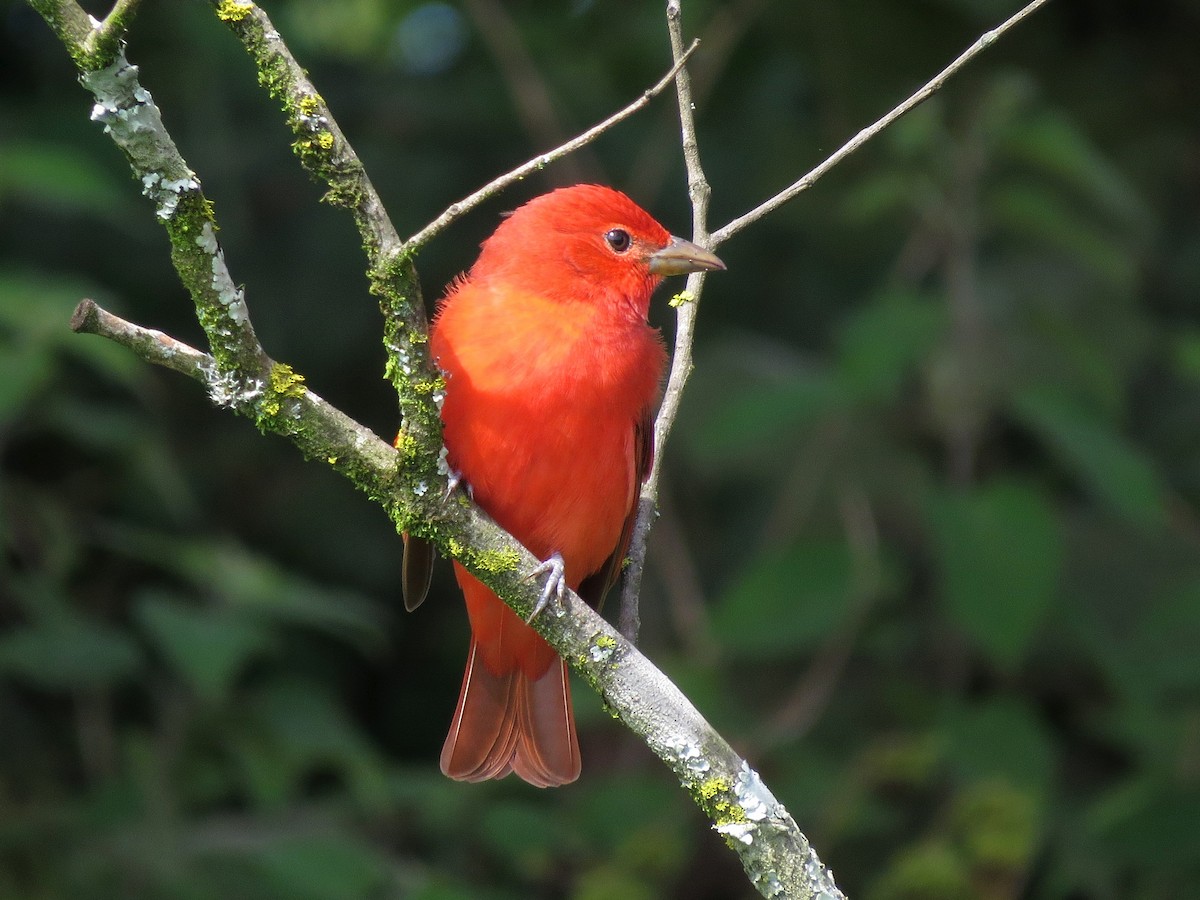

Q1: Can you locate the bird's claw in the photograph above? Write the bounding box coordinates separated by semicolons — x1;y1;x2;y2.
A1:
524;552;567;623
443;469;473;502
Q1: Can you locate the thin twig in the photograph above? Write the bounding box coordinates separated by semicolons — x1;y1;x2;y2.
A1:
403;39;700;252
85;0;142;60
711;0;1054;246
619;3;717;642
71;298;213;379
211;0;444;469
627;0;771;201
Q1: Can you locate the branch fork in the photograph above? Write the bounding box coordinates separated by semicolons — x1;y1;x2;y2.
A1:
30;0;1054;895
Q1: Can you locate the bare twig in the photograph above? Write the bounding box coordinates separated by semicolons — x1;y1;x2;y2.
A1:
711;0;1054;246
71;298;213;380
620;2;718;642
403;39;700;252
85;0;141;60
627;0;772;201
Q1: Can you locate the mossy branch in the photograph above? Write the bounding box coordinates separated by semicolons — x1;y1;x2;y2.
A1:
31;5;836;896
209;0;442;466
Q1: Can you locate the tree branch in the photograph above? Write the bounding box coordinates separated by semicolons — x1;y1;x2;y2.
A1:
33;5;832;896
711;0;1054;246
619;1;718;642
33;0;1057;895
209;0;443;467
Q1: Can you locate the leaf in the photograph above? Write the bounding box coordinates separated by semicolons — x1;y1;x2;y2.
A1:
836;289;946;403
927;480;1061;667
0;616;142;689
989;181;1138;288
1012;387;1166;526
941;700;1056;794
0;142;130;218
136;591;274;703
711;539;857;658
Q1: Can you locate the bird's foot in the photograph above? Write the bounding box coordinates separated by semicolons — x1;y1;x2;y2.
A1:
442;468;473;502
524;552;567;622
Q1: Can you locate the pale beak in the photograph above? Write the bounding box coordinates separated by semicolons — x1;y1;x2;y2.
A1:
648;235;726;276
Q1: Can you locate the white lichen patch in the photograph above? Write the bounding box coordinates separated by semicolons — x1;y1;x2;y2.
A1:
201;359;262;410
436;445;451;477
661;735;710;777
413;480;429;497
195;221;219;254
391;343;412;376
155;175;200;220
734;762;782;823
201;223;248;324
587;638;614;663
715;821;754;845
83;51;201;222
204;364;239;408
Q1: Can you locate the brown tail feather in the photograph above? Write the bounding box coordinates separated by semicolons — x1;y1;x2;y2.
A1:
440;639;580;787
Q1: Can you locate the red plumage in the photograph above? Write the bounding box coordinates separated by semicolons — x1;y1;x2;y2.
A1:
404;184;723;786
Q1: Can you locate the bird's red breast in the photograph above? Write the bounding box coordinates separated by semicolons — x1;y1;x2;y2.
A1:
409;184;723;786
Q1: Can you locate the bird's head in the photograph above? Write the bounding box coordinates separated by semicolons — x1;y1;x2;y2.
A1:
469;184;724;320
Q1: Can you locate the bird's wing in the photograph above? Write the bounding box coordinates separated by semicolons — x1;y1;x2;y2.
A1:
577;408;654;612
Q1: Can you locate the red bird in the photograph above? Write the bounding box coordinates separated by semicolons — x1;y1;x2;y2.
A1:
403;184;723;786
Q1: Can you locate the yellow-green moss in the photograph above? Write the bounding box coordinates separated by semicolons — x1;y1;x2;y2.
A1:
258;362;306;421
393;431;417;459
692;777;746;831
297;93;322;117
668;290;696;308
475;547;521;573
698;777;730;803
270;362;307;397
412;375;447;395
216;0;253;22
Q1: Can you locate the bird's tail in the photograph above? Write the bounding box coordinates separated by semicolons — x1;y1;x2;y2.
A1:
440;638;581;787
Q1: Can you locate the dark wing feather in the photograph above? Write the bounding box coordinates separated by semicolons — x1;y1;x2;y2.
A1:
402;534;436;611
577;410;655;611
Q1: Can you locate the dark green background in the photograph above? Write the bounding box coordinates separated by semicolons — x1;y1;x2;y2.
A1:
3;0;1198;897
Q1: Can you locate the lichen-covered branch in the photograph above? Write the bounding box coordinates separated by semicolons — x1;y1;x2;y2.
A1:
32;1;1046;895
68;296;820;898
69;299;402;506
209;0;444;485
31;0;269;385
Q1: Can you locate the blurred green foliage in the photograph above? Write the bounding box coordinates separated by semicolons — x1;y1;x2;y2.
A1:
3;0;1199;897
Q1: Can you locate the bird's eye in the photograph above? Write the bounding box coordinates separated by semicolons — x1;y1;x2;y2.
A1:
604;228;632;253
